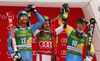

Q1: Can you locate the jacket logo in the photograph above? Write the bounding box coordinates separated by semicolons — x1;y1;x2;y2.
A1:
21;30;28;33
44;16;49;20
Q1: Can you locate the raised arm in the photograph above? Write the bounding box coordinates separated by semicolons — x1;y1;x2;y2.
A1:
56;3;71;35
25;4;45;33
31;12;45;33
55;21;64;35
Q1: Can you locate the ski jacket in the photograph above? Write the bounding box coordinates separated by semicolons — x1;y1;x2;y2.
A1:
8;12;45;54
58;12;94;57
33;22;64;55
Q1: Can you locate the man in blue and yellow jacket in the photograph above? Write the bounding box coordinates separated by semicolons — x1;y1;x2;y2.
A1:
58;3;94;61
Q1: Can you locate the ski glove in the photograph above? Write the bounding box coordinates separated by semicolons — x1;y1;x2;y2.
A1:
11;52;21;61
25;4;36;13
61;3;70;13
84;56;93;61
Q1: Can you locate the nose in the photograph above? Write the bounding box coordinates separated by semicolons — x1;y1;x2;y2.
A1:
47;24;50;26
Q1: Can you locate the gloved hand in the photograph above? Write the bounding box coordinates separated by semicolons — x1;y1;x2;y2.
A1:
61;3;70;13
11;52;21;61
25;4;36;13
84;56;93;61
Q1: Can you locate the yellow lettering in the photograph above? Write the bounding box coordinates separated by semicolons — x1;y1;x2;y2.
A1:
71;35;85;42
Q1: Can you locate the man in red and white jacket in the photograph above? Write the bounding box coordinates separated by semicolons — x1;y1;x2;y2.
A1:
32;3;69;61
33;15;65;61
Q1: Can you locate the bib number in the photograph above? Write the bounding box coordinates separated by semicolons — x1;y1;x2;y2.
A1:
72;40;77;47
21;38;26;44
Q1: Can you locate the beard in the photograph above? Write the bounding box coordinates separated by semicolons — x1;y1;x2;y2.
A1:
21;20;28;25
19;20;28;26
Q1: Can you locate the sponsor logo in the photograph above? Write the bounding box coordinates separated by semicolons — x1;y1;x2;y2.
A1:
0;14;8;19
7;51;12;58
7;25;10;33
39;41;52;48
7;25;10;30
21;30;28;33
0;14;14;19
61;50;66;55
91;20;94;23
44;16;49;20
61;38;67;43
7;25;16;33
32;38;37;43
33;51;37;55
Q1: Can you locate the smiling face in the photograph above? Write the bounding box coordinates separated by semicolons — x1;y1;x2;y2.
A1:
19;15;28;26
42;21;50;30
77;22;86;31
